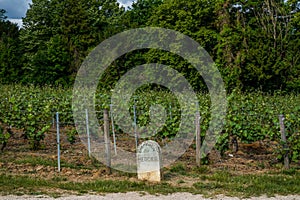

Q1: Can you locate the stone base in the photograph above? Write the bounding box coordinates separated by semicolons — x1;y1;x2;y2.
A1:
138;170;161;182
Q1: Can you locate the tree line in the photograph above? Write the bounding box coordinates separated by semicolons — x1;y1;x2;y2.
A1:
0;0;299;92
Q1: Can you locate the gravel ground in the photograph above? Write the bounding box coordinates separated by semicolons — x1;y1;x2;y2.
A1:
1;193;300;200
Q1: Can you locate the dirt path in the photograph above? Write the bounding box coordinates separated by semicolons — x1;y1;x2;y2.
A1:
1;193;300;200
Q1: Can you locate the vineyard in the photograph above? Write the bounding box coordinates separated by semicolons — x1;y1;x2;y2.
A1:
0;84;300;168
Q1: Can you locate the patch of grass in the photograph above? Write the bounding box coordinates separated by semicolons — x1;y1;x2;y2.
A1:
207;170;232;182
193;182;224;190
0;153;17;163
52;176;68;182
13;155;94;170
257;162;266;169
193;170;300;197
0;174;191;196
169;163;187;175
192;166;210;174
0;169;300;197
58;179;188;195
0;174;53;195
15;156;57;167
281;168;297;175
0;174;189;196
114;170;136;178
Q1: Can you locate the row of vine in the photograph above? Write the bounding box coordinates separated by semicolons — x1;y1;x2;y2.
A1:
0;85;299;162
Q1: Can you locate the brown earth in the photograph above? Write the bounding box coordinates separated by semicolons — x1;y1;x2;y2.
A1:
0;126;296;186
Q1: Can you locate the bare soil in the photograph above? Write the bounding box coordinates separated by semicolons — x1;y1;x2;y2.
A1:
2;193;300;200
1;125;299;200
0;126;290;184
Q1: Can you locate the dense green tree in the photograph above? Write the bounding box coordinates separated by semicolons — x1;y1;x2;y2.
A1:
215;0;300;91
241;0;298;91
0;0;299;91
149;0;219;53
284;0;300;91
20;0;59;84
0;9;7;20
130;0;221;92
0;9;23;83
20;0;124;85
125;0;163;27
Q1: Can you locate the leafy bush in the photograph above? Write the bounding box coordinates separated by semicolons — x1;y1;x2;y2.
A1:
0;125;10;151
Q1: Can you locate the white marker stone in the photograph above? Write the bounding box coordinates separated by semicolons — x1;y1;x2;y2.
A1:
137;140;162;182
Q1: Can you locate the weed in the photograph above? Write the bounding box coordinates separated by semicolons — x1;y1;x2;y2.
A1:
169;163;187;175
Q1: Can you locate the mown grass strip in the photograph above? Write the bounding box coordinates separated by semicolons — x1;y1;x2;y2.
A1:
0;174;190;196
0;174;53;195
58;180;189;195
194;170;300;197
0;170;299;197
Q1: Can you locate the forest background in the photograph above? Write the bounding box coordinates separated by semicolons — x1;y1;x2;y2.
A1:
0;0;299;93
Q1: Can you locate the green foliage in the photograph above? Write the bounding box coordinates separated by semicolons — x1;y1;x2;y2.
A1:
1;84;299;162
215;0;300;92
170;163;187;175
129;90;181;139
126;0;163;27
0;84;72;149
284;113;300;162
23;103;51;150
0;0;299;92
0;10;23;83
0;125;10;151
19;0;124;86
66;128;77;144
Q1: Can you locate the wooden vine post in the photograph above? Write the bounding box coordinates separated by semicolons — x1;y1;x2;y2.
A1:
104;109;112;174
279;114;290;170
195;111;201;167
